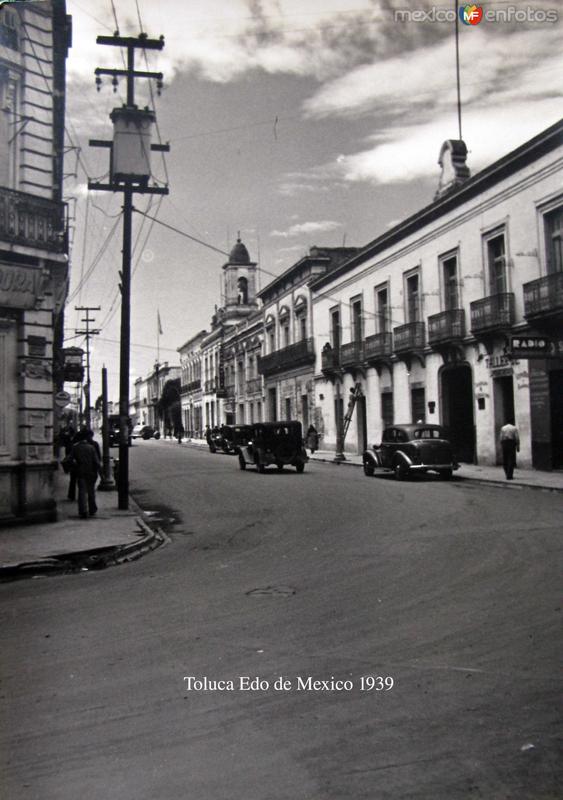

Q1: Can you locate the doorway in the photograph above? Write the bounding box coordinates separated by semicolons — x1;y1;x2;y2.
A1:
493;374;515;464
268;387;277;422
441;364;475;463
550;369;563;468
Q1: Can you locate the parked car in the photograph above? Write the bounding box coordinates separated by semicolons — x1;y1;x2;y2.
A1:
132;424;157;440
363;424;459;481
237;421;308;473
220;424;253;454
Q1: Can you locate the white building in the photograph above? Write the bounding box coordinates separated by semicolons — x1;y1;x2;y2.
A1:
311;121;563;469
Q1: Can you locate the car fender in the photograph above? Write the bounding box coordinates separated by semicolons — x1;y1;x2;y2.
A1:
393;450;412;467
363;450;380;468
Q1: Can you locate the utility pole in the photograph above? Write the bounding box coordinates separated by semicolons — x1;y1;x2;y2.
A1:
88;32;169;510
75;305;100;430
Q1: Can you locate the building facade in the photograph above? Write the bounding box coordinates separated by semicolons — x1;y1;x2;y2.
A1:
257;247;358;434
311;121;563;469
0;0;71;523
178;329;206;437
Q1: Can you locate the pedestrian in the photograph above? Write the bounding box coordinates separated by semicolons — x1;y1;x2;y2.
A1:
63;425;78;501
306;424;319;454
71;429;101;518
499;419;520;480
177;424;184;444
85;429;104;484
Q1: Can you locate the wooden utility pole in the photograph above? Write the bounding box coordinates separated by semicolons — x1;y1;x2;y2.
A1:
74;305;100;430
88;33;169;510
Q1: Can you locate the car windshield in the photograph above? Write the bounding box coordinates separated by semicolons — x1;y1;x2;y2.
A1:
413;428;444;440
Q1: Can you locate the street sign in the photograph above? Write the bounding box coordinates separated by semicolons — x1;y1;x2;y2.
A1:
508;336;563;359
55;390;71;408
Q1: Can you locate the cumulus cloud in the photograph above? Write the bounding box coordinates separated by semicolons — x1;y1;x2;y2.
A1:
271;220;342;237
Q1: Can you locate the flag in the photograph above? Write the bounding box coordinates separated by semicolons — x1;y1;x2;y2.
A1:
157;310;163;335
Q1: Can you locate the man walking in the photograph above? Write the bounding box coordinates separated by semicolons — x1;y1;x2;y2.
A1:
72;429;101;518
499;420;520;480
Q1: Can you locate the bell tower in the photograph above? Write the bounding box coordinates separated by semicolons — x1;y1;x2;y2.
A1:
221;234;258;322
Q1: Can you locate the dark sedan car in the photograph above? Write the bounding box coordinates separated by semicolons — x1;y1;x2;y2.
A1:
237;421;308;473
363;424;459;480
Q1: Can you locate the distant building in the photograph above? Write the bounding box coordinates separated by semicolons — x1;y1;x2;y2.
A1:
0;0;71;523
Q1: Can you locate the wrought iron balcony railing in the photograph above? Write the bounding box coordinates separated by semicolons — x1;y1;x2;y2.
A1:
258;337;315;376
523;273;563;319
204;378;216;393
470;293;514;334
364;332;393;361
0;187;66;253
340;340;364;369
186;379;201;392
321;344;340;373
225;382;236;397
393;322;426;352
428;309;465;345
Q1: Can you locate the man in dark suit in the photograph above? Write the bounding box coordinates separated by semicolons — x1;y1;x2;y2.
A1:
72;429;101;518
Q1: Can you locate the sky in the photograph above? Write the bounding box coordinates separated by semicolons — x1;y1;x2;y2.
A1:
61;0;563;403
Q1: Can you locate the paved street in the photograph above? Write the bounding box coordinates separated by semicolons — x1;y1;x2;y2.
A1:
1;440;562;799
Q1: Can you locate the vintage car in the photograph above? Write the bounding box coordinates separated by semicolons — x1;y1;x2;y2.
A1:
363;424;459;480
236;421;308;473
220;424;253;454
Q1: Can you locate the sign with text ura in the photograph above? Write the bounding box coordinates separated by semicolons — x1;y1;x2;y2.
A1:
508;336;563;359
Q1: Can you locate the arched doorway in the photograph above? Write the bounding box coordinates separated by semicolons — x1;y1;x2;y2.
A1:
440;363;475;463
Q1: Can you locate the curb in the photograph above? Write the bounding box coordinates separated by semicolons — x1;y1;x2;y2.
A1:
0;510;169;583
309;454;563;493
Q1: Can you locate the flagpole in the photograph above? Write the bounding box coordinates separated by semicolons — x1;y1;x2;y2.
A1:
157;310;161;364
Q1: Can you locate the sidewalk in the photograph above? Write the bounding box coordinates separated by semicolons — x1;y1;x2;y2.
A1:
0;469;167;581
173;436;563;492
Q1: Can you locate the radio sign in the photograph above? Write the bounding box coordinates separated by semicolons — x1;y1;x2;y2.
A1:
509;336;555;359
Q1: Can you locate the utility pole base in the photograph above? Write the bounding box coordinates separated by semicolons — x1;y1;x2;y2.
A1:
98;478;116;491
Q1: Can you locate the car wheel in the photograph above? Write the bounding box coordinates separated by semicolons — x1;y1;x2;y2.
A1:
363;460;374;477
296;462;305;473
439;468;453;480
238;454;246;470
394;460;409;481
209;445;216;453
255;457;265;473
276;463;284;472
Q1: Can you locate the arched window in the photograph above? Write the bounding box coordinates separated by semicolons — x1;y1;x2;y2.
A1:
237;276;248;304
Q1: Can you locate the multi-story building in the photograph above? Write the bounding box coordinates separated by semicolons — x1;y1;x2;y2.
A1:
311;120;563;469
199;236;260;430
222;309;263;425
257;247;358;432
143;361;181;432
0;0;71;523
178;329;206;437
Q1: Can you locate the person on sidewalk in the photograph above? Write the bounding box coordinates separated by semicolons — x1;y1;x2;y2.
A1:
85;429;104;485
499;420;520;480
306;424;319;454
72;429;101;518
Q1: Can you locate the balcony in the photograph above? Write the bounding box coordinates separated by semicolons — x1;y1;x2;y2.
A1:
321;344;340;374
364;332;393;362
258;337;315;377
523;273;563;324
0;187;66;254
246;377;262;395
393;322;425;353
204;378;216;393
186;379;201;393
340;340;364;370
428;309;465;345
470;293;514;335
225;382;236;398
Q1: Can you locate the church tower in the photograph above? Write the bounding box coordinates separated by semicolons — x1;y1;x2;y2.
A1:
221;235;258;323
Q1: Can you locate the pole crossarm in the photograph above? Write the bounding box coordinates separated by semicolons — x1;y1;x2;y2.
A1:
95;67;163;81
96;34;165;50
88;182;169;195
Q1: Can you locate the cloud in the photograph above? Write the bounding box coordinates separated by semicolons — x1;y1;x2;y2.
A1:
336;98;563;184
271;220;342;237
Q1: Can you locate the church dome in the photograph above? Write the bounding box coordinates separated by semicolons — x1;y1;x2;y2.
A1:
229;237;251;265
